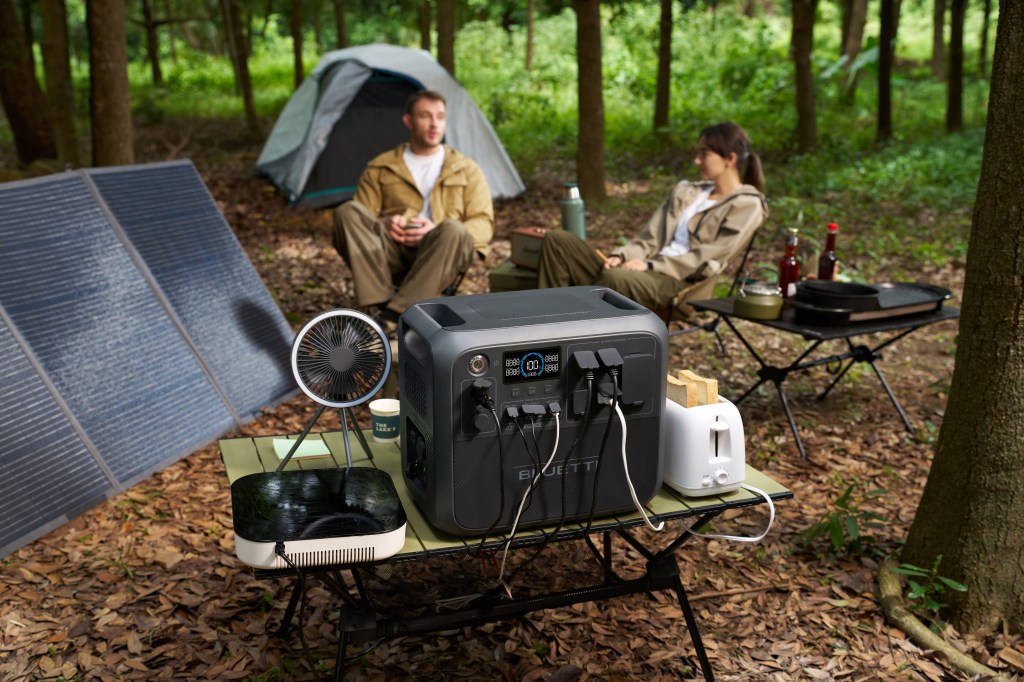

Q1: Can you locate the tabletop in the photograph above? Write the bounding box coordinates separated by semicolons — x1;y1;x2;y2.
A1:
219;430;793;562
690;297;960;340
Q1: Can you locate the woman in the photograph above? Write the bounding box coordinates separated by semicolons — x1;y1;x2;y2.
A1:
536;122;768;312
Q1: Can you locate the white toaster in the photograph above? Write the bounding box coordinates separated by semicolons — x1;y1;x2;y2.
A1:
662;396;745;497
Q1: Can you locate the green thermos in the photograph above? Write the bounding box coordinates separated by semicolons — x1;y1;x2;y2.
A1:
560;182;586;240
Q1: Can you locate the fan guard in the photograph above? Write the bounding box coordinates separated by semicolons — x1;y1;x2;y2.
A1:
290;309;391;409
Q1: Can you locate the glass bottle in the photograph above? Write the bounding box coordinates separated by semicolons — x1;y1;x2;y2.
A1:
817;222;839;281
778;228;800;297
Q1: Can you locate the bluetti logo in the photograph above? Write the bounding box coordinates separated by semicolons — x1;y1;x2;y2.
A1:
516;456;600;481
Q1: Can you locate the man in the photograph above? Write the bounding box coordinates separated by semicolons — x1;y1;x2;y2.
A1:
332;90;494;333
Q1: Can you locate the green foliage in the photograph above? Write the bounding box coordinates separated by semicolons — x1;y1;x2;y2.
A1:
894;555;968;629
800;480;890;556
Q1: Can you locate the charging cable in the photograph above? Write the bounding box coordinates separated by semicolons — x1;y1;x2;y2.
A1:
613;402;664;532
680;482;776;542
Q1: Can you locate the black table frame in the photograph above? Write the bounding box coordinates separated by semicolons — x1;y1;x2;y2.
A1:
256;503;784;682
689;298;960;458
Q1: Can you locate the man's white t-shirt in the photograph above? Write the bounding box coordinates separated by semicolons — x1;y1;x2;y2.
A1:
659;187;716;257
403;146;446;221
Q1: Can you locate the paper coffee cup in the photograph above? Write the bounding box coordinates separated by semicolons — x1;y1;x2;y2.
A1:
369;398;400;443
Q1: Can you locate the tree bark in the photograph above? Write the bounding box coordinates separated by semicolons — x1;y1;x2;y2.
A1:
574;0;605;202
222;0;259;138
88;0;133;166
419;0;430;52
290;0;303;87
877;0;894;142
931;0;946;79
525;0;534;71
902;0;1024;634
839;0;852;55
39;0;79;167
310;0;322;53
946;0;965;131
20;0;36;73
334;0;347;49
437;0;455;76
841;0;867;67
791;0;817;153
653;0;671;131
140;0;163;85
0;0;57;165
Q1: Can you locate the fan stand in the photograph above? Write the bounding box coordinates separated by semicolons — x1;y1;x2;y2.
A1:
274;404;374;473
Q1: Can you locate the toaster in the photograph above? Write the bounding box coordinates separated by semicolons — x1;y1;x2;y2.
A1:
662;396;745;497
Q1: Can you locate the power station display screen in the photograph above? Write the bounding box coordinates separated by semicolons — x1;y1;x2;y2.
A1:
502;347;560;383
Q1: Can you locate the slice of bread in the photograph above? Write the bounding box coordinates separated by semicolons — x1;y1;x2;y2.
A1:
666;374;699;407
676;370;719;405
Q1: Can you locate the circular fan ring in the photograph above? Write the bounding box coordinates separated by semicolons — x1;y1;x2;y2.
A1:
290;309;392;409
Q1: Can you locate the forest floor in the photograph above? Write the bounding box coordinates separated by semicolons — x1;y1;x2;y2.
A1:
1;119;1022;682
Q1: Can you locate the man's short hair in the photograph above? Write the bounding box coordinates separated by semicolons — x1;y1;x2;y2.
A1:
406;89;446;115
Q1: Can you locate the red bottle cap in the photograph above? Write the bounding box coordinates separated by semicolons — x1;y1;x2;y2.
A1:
827;222;838;232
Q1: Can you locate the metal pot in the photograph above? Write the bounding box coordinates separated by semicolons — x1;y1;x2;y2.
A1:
734;280;783;320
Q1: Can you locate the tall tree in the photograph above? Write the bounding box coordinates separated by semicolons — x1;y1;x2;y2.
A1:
0;0;57;164
334;0;347;48
791;0;817;152
840;0;868;97
419;0;430;52
222;0;259;138
437;0;454;76
574;0;605;202
653;0;671;130
877;0;895;141
88;0;134;166
525;0;534;71
979;0;992;76
290;0;303;87
931;0;946;79
902;0;1024;633
20;0;36;72
138;0;163;85
39;0;79;167
946;0;965;131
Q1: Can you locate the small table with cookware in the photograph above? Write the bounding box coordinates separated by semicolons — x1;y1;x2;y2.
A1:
220;430;792;681
690;282;960;458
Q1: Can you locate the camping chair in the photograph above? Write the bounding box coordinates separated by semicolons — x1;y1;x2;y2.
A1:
665;223;762;354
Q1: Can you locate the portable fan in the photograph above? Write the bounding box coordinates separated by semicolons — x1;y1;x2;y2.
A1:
280;309;391;470
231;309;406;570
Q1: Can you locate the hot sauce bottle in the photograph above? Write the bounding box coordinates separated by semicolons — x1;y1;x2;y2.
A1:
817;222;839;280
778;228;800;297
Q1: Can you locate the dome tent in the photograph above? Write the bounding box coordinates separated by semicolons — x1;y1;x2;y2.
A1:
256;43;526;209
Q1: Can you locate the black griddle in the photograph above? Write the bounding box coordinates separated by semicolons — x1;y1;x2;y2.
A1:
791;282;952;326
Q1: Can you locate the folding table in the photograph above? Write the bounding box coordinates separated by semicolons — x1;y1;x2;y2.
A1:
689;298;960;458
220;430;792;681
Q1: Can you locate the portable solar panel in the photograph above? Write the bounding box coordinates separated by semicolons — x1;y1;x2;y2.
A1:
0;162;296;559
87;161;295;420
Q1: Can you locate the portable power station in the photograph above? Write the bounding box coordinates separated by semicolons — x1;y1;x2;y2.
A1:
398;286;667;536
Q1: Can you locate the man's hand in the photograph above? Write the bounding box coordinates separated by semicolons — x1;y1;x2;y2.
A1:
620;259;648;272
603;255;623;270
386;215;436;247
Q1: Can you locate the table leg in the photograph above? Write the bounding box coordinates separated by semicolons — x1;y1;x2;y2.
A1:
275;580;303;638
672;568;715;681
866;359;916;434
772;378;808;459
333;618;348;682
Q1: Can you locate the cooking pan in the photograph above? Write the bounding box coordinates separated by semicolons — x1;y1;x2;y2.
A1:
794;281;881;311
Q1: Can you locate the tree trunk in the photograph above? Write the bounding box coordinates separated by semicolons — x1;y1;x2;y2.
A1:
839;0;852;56
419;0;430;52
222;0;259;138
878;0;894;142
902;0;1024;634
946;0;965;131
20;0;36;73
334;0;346;49
931;0;946;79
574;0;605;202
311;0;322;53
653;0;671;131
290;0;303;87
841;0;867;66
0;0;57;165
39;0;79;167
140;0;163;85
437;0;455;76
791;0;817;153
164;0;177;62
88;0;133;166
525;0;534;71
979;0;992;77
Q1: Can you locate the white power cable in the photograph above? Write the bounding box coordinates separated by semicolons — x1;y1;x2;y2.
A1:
614;402;664;532
500;414;561;587
680;482;776;542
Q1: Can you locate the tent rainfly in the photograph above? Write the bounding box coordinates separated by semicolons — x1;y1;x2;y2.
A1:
256;43;526;209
